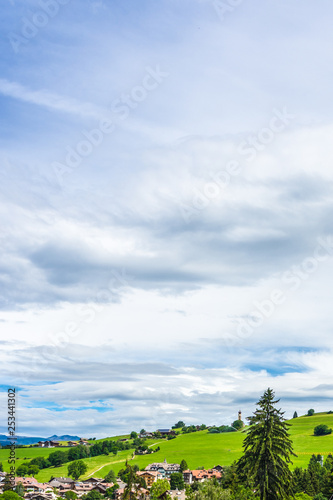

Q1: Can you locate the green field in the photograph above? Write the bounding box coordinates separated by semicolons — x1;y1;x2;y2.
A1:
1;413;333;481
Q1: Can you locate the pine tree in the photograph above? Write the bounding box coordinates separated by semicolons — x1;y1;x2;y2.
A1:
15;481;24;497
237;388;296;500
122;462;144;500
293;411;298;418
324;453;333;472
3;474;13;491
180;459;188;472
307;455;324;497
292;467;307;494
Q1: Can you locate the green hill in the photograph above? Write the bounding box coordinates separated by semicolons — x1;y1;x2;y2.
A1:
1;412;333;481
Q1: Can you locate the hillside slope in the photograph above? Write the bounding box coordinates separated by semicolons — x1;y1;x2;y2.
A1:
1;413;333;480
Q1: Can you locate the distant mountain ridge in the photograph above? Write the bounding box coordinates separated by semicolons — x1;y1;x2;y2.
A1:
47;435;81;441
0;434;81;445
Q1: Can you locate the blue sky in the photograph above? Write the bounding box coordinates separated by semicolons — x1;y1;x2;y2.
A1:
1;0;333;437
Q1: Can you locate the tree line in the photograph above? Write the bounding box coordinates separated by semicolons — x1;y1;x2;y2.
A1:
16;440;133;476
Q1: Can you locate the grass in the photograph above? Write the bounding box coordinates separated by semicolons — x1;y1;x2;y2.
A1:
36;451;133;482
2;412;333;479
88;435;130;444
288;413;333;467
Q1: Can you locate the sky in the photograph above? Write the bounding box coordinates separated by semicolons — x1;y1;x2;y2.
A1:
1;0;333;438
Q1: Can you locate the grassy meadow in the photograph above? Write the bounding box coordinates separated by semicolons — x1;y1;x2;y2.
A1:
1;412;333;480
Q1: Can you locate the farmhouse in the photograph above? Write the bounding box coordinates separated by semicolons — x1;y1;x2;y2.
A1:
139;431;154;439
157;429;176;437
79;439;90;446
37;440;60;448
67;441;78;447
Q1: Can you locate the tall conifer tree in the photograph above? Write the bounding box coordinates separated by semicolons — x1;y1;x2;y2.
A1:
237;388;296;500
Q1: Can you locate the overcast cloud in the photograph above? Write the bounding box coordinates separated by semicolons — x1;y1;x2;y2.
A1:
1;0;333;437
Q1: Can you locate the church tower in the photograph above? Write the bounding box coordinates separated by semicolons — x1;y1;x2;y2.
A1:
238;410;242;421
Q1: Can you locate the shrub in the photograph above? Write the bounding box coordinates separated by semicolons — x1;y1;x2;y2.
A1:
65;492;78;500
232;420;244;430
307;409;315;416
104;470;116;482
220;425;236;433
294;494;312;500
0;493;23;500
314;424;332;436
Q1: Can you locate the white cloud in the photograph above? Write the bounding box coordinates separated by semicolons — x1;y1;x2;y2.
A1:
1;0;333;436
0;78;106;120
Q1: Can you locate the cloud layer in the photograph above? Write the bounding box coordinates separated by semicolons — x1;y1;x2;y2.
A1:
1;0;333;436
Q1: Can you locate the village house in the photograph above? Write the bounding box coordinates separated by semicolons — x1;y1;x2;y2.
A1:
80;478;104;484
52;478;114;498
71;485;93;497
115;486;149;500
182;468;222;484
57;484;92;498
24;494;54;500
182;470;192;484
15;477;48;493
136;470;163;487
48;477;75;488
145;459;180;478
0;472;6;490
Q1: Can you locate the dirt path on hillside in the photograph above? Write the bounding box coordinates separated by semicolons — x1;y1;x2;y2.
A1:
85;456;132;478
85;442;163;478
148;441;163;448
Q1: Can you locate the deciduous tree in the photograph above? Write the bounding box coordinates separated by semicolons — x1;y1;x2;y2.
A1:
67;460;88;480
150;479;170;499
170;472;184;490
232;420;244;430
